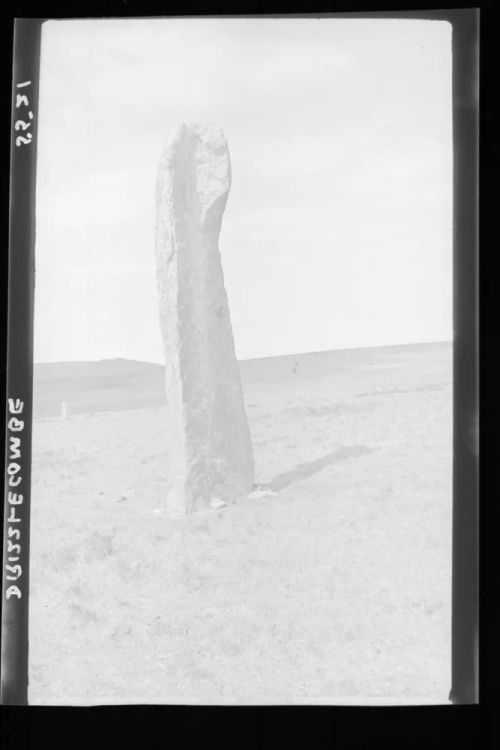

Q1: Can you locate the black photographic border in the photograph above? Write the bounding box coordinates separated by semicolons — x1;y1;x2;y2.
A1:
0;4;486;748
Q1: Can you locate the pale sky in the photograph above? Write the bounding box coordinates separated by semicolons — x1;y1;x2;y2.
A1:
34;17;453;364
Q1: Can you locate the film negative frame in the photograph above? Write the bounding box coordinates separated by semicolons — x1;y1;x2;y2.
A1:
1;18;40;705
0;10;479;707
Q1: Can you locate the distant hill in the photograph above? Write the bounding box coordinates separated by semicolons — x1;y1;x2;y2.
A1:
33;342;451;419
33;359;166;418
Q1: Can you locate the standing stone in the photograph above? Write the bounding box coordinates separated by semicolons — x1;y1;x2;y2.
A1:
155;123;254;514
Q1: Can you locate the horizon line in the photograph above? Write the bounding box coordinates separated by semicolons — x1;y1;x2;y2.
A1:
33;339;452;367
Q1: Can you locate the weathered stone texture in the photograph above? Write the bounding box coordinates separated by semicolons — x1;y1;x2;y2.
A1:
155;123;254;513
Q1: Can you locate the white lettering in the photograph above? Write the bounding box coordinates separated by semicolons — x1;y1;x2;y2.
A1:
7;507;21;523
14;120;30;132
15;134;32;147
8;417;24;432
16;93;29;107
9;436;21;459
8;399;24;414
6;564;22;580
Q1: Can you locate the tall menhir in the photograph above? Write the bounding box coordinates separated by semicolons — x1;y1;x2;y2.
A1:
155;123;254;514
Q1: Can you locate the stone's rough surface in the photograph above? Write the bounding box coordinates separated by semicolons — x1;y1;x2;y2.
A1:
155;123;254;513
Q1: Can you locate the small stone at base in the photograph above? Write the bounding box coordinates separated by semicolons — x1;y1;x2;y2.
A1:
249;488;277;499
209;496;227;509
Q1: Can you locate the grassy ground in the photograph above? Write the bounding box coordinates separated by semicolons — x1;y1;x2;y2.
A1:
28;342;452;704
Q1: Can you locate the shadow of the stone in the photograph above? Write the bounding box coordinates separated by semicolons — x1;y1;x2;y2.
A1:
268;445;375;492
